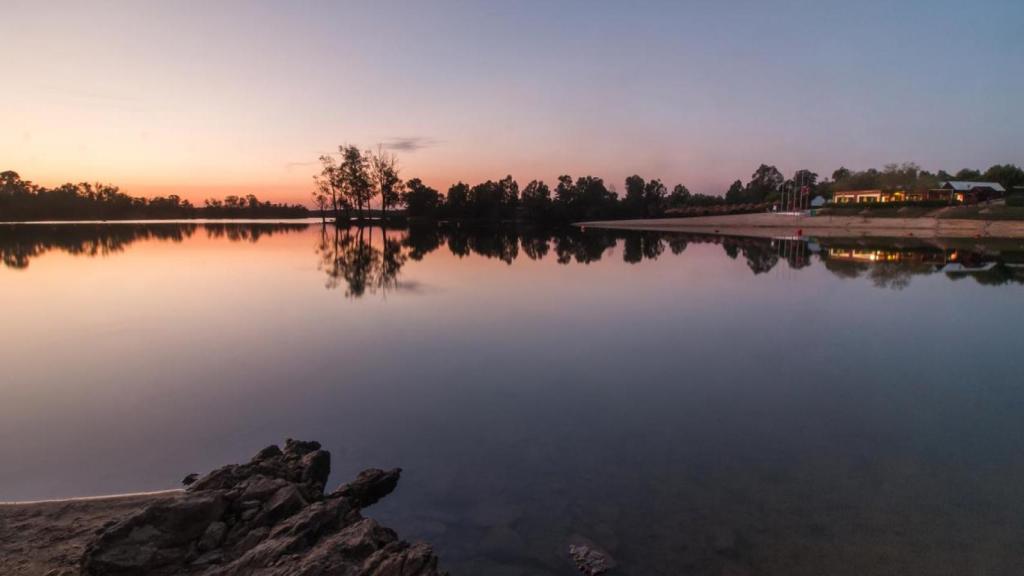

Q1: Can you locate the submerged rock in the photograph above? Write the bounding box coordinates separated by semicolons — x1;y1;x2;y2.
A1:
80;439;445;576
568;536;615;576
568;535;616;576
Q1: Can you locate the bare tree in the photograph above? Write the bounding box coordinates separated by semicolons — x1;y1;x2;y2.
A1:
370;145;403;221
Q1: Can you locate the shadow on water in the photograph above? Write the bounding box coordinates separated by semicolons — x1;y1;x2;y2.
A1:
3;222;1024;291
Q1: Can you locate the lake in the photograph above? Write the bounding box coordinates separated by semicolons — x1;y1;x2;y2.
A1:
2;221;1024;575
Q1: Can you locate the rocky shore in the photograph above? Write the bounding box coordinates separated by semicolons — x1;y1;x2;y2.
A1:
0;440;445;576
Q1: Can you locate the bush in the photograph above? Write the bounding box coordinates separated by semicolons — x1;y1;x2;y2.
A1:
1007;194;1024;207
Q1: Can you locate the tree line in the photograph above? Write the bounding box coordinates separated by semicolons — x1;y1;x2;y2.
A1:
0;171;308;221
317;146;1024;223
723;162;1024;205
314;145;731;223
6;155;1023;223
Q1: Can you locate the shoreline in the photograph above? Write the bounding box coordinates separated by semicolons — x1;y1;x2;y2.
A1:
578;213;1024;239
0;490;184;576
0;440;444;576
0;488;184;506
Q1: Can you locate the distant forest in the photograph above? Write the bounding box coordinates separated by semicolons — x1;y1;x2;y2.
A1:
0;171;308;221
4;156;1023;223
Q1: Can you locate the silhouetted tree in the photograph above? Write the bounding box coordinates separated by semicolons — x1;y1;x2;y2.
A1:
445;182;470;218
643;179;667;216
401;178;442;218
624;175;646;216
370;146;403;220
339;146;372;219
520;180;552;221
668;184;691;208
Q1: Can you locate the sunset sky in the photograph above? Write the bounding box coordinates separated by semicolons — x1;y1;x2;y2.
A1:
3;0;1022;204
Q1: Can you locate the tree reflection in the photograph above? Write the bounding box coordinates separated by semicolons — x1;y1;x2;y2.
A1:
0;222;310;270
317;225;407;298
0;223;308;270
4;221;1021;293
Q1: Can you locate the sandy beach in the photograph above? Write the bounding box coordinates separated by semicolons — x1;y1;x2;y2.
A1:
0;491;182;576
579;213;1024;239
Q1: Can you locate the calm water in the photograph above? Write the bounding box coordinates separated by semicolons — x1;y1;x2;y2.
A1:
3;221;1024;575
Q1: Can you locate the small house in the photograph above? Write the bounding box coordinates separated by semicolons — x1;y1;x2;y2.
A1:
934;181;1006;204
832;189;898;203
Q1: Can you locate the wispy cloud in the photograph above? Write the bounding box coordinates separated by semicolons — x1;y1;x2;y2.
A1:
381;137;439;153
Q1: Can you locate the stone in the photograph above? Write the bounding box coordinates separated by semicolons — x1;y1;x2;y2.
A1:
197;522;226;552
182;474;199;486
331;468;402;509
80;440;444;576
257;484;308;524
567;536;616;576
239;476;288;501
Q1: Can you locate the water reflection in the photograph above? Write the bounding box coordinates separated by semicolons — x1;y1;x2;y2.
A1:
3;221;1024;575
0;222;307;269
316;226;408;298
3;222;1024;292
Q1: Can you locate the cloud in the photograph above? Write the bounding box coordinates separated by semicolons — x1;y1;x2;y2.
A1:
381;137;439;153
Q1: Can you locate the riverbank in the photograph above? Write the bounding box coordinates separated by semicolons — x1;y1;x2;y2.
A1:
579;212;1024;239
0;440;444;576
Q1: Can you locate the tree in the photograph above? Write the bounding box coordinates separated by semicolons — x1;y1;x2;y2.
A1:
624;175;646;216
781;169;819;207
554;175;577;207
445;182;470;218
832;167;851;183
339;145;372;219
316;155;343;217
668;184;691;208
521;180;552;220
643;179;667;216
744;164;784;204
401;178;442;218
725;180;744;204
983;164;1024;190
312;175;331;221
370;146;403;220
496;175;519;218
955;168;982;180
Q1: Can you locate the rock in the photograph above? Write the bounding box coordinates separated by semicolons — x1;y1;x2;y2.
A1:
257;484;308;524
331;468;402;509
197;522;226;552
239;476;288;501
182;474;199;487
567;536;615;576
80;440;444;576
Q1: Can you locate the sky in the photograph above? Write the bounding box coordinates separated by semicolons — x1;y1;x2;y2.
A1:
2;0;1023;203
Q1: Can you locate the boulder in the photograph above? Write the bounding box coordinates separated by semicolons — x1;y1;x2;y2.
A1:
80;440;444;576
331;468;402;509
